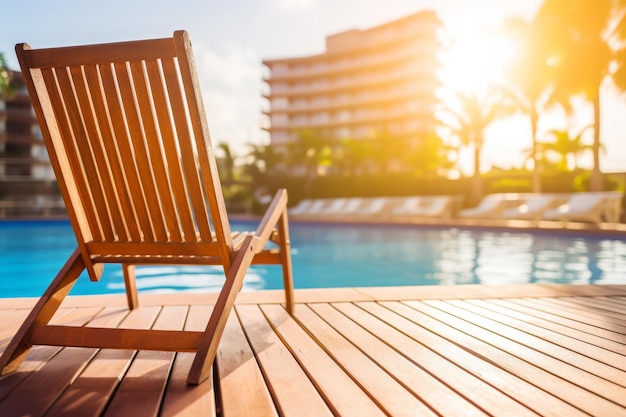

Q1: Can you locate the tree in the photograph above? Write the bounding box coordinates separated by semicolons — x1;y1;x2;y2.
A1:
216;142;236;185
540;126;594;171
404;132;456;178
245;142;284;177
0;53;14;97
335;138;374;175
534;0;617;191
502;16;558;193
288;128;333;188
369;129;406;174
440;90;516;202
612;0;626;89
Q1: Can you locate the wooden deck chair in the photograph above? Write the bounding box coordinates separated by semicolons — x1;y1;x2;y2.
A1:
0;30;294;385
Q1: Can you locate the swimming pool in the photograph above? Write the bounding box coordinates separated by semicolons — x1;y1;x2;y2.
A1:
1;220;626;298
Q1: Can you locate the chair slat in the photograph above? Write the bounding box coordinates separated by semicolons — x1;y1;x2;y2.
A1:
41;67;103;241
173;34;231;255
68;65;120;241
161;58;212;242
129;61;180;242
54;66;112;241
83;64;132;242
112;61;161;242
138;60;182;242
144;59;197;241
97;63;144;241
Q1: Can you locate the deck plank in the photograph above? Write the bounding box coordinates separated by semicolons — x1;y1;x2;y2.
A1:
0;310;30;348
544;297;626;324
216;310;278;417
568;296;626;314
448;299;626;374
520;298;626;331
236;304;334;417
295;304;437;417
0;307;106;415
471;299;626;354
260;304;386;417
160;305;217;417
309;302;489;417
44;306;154;417
493;298;626;342
397;300;626;416
103;306;184;417
351;301;553;417
1;285;626;416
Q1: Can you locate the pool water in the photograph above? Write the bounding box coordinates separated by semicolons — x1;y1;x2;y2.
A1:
1;220;626;298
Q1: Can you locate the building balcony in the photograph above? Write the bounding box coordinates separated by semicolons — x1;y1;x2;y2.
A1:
264;86;437;115
0;132;44;146
266;68;439;99
267;107;435;131
5;107;37;123
264;43;439;82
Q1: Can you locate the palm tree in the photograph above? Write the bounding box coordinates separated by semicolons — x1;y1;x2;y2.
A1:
440;90;516;203
216;142;236;185
502;16;557;193
245;142;284;176
612;0;626;89
540;126;594;171
534;0;616;191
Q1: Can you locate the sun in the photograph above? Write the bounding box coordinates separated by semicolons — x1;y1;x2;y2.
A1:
439;28;516;97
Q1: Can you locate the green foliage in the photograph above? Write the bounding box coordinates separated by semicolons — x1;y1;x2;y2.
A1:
0;52;15;97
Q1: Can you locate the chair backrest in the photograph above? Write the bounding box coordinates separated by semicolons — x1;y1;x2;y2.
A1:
524;195;556;211
16;31;234;280
566;193;605;212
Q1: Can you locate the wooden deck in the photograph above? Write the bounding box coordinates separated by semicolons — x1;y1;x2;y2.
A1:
1;284;626;416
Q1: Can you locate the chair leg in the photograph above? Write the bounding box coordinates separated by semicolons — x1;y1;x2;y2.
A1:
187;235;258;385
0;249;85;375
278;212;295;314
122;264;139;309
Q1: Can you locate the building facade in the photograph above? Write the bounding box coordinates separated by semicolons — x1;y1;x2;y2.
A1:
0;71;63;217
262;10;441;166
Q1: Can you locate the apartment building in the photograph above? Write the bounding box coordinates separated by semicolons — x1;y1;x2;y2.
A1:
262;10;441;164
0;70;63;217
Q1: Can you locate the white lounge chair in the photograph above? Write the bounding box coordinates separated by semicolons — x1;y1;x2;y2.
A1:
329;198;365;216
289;199;328;217
458;194;507;219
500;194;561;220
392;196;457;218
317;198;351;215
288;199;314;215
391;197;423;216
542;193;615;224
353;198;389;216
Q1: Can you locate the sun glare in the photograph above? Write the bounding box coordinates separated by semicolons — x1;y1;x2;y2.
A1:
439;29;515;97
437;27;522;176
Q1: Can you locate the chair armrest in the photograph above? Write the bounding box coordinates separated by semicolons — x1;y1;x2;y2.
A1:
254;189;288;244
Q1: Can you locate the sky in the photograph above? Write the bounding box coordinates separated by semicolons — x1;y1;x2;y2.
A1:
3;0;626;175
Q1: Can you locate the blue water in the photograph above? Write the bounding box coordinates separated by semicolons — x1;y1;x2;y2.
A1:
1;220;626;298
